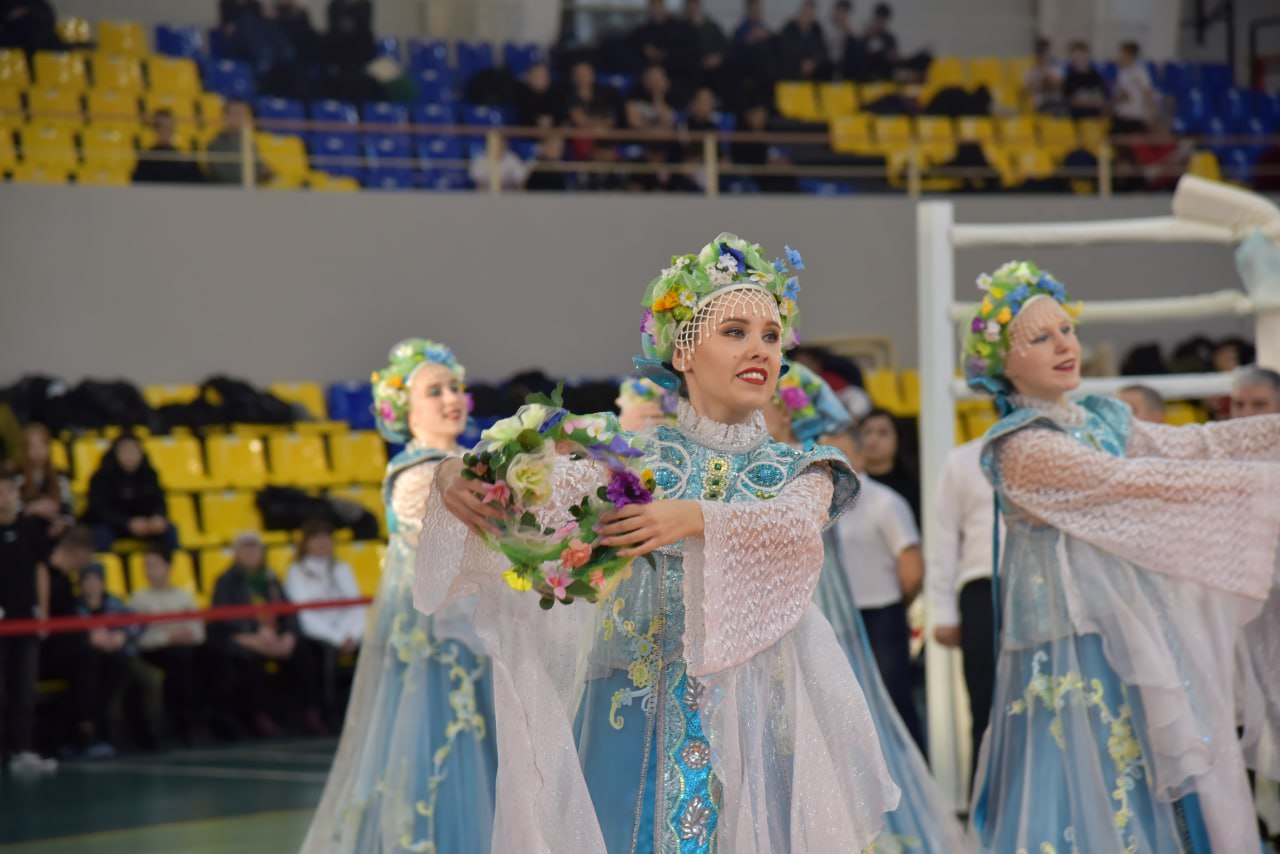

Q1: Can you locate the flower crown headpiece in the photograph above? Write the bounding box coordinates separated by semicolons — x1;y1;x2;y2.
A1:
962;261;1083;397
371;338;466;443
636;233;803;388
617;377;679;415
776;362;852;448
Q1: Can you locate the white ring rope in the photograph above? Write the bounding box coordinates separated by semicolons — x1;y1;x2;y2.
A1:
951;290;1280;323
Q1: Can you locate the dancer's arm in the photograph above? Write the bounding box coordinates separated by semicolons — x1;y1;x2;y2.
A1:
1127;413;1280;462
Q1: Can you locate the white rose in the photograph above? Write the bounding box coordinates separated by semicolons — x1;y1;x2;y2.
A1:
484;404;551;444
505;447;555;506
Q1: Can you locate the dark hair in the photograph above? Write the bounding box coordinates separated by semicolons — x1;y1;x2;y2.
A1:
1120;41;1140;57
153;108;175;122
0;461;19;485
56;524;97;554
1068;40;1089;53
835;0;852;11
18;423;61;504
1034;37;1051;55
858;407;897;432
873;2;891;18
98;433;159;481
1118;384;1164;412
143;541;172;564
1215;336;1256;366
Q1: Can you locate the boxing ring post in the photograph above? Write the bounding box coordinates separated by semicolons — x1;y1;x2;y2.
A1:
915;176;1280;812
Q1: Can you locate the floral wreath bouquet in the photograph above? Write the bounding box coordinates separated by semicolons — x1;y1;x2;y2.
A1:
461;388;658;609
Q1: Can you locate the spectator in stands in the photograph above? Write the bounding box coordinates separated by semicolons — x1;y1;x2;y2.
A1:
830;0;867;82
682;86;719;155
326;0;375;70
210;531;324;737
857;408;921;524
219;0;294;68
861;3;898;81
17;424;70;538
132;110;205;185
730;0;779;108
1024;37;1065;115
131;544;204;746
625;65;679;135
272;0;324;64
205;100;275;185
1062;41;1107;118
514;62;564;129
630;143;700;193
730;101;795;193
468;135;531;191
526;133;569;191
684;0;729;90
0;404;20;465
1116;384;1166;423
630;0;698;83
83;434;177;553
1213;337;1255;372
820;426;926;749
284;519;364;725
1111;41;1154;136
734;0;771;45
0;0;60;55
0;464;56;774
1230;367;1280;418
1126;117;1193;190
566;59;620;162
38;527;119;759
778;0;830;81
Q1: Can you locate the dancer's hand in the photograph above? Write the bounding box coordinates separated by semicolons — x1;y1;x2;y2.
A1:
438;458;503;537
933;625;961;648
596;500;703;557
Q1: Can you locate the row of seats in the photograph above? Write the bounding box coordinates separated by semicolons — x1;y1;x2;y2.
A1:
95;539;386;605
0;49;202;96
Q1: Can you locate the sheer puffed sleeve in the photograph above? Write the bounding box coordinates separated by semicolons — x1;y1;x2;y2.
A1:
1127;413;1280;463
993;426;1280;602
389;461;436;547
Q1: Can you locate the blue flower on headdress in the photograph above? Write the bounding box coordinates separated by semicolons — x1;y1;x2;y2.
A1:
783;277;801;301
773;258;787;274
784;245;805;270
718;243;747;274
1039;275;1066;301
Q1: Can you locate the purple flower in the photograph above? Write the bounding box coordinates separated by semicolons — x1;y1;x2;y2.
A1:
970;317;985;333
779;386;811;410
641;309;655;335
719;243;748;273
606;469;653;507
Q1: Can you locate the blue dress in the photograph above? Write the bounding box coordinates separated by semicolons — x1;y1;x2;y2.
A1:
971;395;1267;854
302;445;497;853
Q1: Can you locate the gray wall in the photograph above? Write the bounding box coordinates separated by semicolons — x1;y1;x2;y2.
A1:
0;186;1257;385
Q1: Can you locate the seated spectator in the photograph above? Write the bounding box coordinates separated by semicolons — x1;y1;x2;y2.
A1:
1213;337;1255;372
1116;384;1166;424
1111;40;1154;135
38;527;120;759
526;133;569;192
862;3;929;82
1231;367;1280;418
685;0;729;87
830;0;868;82
0;464;56;774
326;0;375;71
205;100;275;185
566;60;621;161
132;110;205;185
130;544;204;746
469;136;532;191
681;86;719;162
1126;118;1192;190
0;0;60;54
778;0;830;81
83;434;177;553
210;531;324;737
730;102;795;193
734;0;771;45
1062;41;1107;118
858;408;921;524
1024;37;1065;115
630;0;698;83
514;62;565;129
17;423;71;538
272;0;323;64
625;65;679;133
630;143;701;193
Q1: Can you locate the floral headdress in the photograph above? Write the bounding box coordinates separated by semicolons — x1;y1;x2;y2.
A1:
636;233;803;388
775;362;852;448
962;261;1083;400
616;377;678;416
371;338;465;443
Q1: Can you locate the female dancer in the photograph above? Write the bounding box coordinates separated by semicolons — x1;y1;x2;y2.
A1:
415;234;897;853
302;340;495;853
964;262;1280;853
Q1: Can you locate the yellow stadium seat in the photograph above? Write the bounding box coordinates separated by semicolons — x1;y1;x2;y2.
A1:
1036;116;1078;153
166;492;217;548
0;88;22;129
27;86;84;128
81;125;136;172
830;113;874;154
92;53;144;93
128;550;198;597
74;164;129;186
71;435;111;494
775;81;821;121
197;93;225;145
307;171;359;191
87;89;142;133
19;123;78;170
965;56;1004;90
199;546;235;591
94;553;129;598
327;484;385;534
1164;401;1205;426
0;48;32;88
1005;56;1035;100
97;21;148;58
998;116;1035;146
1009;146;1057;182
336;542;384;597
925;56;966;90
56;17;92;46
143;435;210;491
873;115;912;152
293;420;348;435
857;82;897;107
1187;151;1221;183
1076;117;1109;153
200;490;288;545
33;51;88;90
147;57;201;97
817;82;857;120
955;116;995;145
143;384;200;408
264;543;295;576
205;435;269;489
49;439;69;472
267;433;335;487
329;431;388;484
899;369;921;416
12;161;70;185
268;382;326;420
863;369;904;414
916;116;956;163
963;406;999;440
0;130;16;174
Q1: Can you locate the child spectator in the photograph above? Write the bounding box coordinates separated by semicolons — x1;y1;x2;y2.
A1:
83;434;177;553
17;424;71;538
1111;41;1155;135
1062;41;1108;118
131;544;204;745
0;464;56;773
1024;37;1065;114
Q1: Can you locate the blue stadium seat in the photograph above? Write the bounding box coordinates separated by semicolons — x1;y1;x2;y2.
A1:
509;138;537;160
1199;63;1232;94
600;73;636;93
1097;61;1117;85
155;24;204;59
502;42;542;76
254;97;305;135
362;101;409;127
1219;146;1256;183
308;132;362;178
207;27;228;58
1176;87;1210;133
364;168;415;190
364;132;412;169
724;177;761;194
462;104;508;126
416;134;464;165
325;382;375;430
203;59;255;99
412;102;455;126
1162;61;1194;95
375;36;401;61
456;41;495;83
412;67;456;105
309;99;359;127
420;168;471;191
797;178;855;196
408;38;449;72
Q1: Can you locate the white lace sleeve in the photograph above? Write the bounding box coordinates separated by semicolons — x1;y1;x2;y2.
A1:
994;427;1280;601
1127;413;1280;463
391;461;437;547
683;468;833;678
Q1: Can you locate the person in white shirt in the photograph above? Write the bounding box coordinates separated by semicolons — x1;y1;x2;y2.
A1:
924;437;1000;784
822;426;926;748
1112;40;1155;135
131;544;205;745
284;518;367;724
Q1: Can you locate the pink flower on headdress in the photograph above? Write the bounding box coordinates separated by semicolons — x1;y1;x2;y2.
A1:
480;481;512;506
464;392;475;414
543;568;571;600
779;386;811;410
560;537;593;570
641;309;656;336
378;401;396;421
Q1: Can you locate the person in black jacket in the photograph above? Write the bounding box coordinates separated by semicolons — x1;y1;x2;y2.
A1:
208;532;325;738
777;0;830;81
82;434;177;553
132;111;205;185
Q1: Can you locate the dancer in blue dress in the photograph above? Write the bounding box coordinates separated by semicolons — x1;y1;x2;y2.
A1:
415;234;898;853
303;340;496;853
963;262;1280;853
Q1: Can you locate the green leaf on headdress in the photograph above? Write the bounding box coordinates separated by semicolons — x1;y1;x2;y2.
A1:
516;429;543;452
525;382;566;409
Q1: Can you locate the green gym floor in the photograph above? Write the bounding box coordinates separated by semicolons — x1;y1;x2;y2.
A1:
0;738;334;852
